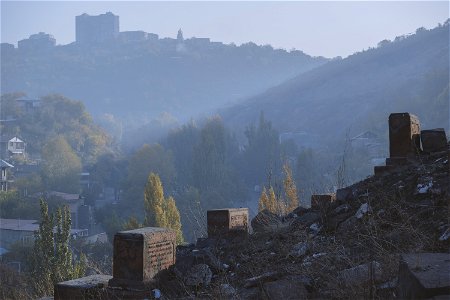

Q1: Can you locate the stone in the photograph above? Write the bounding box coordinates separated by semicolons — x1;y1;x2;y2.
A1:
262;278;308;300
398;253;450;299
388;113;421;158
109;227;176;288
219;283;236;297
290;242;310;258
336;186;356;202
244;271;281;288
207;208;249;237
334;203;351;214
184;264;212;287
355;203;371;219
338;261;382;286
311;193;336;211
421;128;447;153
251;209;282;233
54;274;111;300
291;212;320;228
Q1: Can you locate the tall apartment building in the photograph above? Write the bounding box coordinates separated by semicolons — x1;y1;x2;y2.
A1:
75;12;119;44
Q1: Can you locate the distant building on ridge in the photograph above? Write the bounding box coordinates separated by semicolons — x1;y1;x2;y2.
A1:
76;12;119;44
18;32;56;51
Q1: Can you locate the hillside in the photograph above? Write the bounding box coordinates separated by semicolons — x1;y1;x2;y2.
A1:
222;22;449;145
1;38;327;123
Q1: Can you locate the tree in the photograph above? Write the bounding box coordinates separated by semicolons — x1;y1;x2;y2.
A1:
258;186;277;214
143;173;184;244
40;136;81;193
123;216;142;231
30;199;85;296
283;163;299;213
242;112;281;186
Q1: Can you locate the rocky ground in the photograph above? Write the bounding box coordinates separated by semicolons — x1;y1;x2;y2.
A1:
156;144;449;299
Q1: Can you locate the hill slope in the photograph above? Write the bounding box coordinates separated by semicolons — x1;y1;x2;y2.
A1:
222;23;449;144
1;38;327;123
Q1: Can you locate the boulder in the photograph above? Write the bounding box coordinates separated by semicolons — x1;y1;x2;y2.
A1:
290;242;310;258
251;210;282;233
291;212;320;228
219;283;236;298
184;264;212;287
336;186;357;202
398;253;450;299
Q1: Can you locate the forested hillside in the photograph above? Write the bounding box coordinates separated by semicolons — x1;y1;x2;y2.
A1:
1;38;327;123
223;22;449;144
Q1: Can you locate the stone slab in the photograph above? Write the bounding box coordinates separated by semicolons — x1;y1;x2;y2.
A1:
54;275;111;300
109;227;176;288
311;193;336;211
389;113;421;158
207;208;249;237
421;129;447;153
398;253;450;299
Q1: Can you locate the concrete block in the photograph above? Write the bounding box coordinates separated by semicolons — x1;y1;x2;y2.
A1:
109;227;176;288
54;274;111;300
207;208;249;237
389;113;420;158
421;128;447;153
398;253;450;299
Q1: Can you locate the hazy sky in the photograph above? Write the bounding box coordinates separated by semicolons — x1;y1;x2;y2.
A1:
1;1;448;57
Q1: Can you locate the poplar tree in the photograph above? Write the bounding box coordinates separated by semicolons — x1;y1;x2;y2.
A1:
31;200;85;296
143;173;184;244
258;186;277;214
283;163;299;213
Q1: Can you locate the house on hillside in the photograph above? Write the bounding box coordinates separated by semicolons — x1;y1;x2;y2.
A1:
0;218;88;250
1;160;14;191
8;137;26;157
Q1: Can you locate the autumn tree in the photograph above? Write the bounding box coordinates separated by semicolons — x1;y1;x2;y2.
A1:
144;173;183;244
258;186;277;214
30;200;85;296
283;163;299;213
40;136;81;193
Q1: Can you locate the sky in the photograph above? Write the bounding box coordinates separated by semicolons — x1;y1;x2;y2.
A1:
1;1;448;58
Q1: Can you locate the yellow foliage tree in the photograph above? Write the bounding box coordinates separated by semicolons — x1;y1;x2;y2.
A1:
258;186;278;214
283;163;299;213
143;173;184;244
165;196;184;244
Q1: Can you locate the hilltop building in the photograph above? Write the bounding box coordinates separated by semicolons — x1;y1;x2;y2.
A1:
76;12;119;44
18;32;56;51
177;28;184;41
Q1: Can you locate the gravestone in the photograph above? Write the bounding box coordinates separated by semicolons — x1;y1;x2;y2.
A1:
421;128;447;153
54;275;111;300
207;208;249;237
389;113;420;158
109;227;176;288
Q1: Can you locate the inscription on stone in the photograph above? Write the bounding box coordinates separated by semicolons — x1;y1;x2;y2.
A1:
207;208;249;237
109;227;176;288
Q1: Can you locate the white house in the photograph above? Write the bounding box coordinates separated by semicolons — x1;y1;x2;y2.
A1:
7;137;26;156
